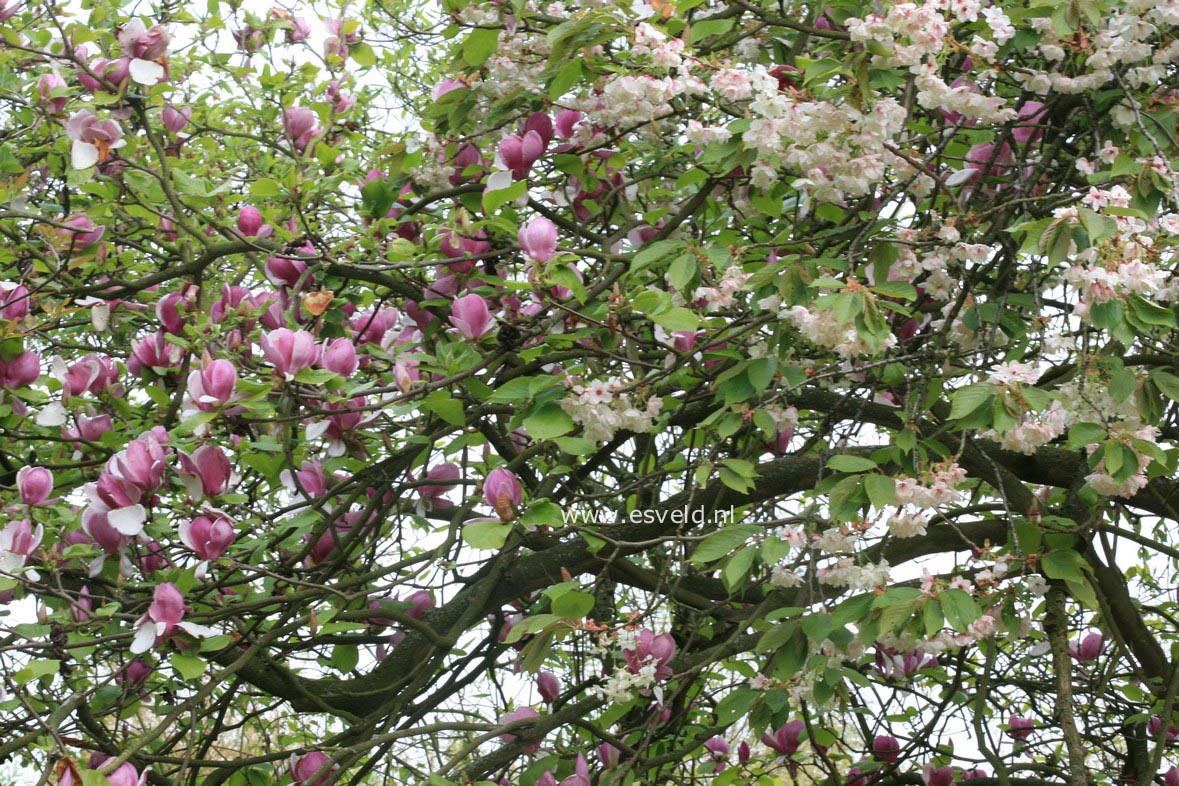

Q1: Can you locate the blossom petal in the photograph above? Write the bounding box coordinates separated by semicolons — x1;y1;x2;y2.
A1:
130;622;156;654
108;504;147;535
72;141;99;170
129;58;165;86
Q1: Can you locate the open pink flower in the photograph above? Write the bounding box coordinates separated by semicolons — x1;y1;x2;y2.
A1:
187;358;237;411
500;131;545;179
762;719;804;756
623;629;676;681
177;446;235;499
130;582;216;653
65;110;126;169
179;512;236;561
0;519;42;574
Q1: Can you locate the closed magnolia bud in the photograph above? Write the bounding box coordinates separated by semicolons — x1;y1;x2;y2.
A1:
17;466;52;505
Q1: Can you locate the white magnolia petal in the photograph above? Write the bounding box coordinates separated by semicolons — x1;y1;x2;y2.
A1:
108;504;147;535
87;555;106;578
91;303;111;332
130;622;156;654
485;169;513;193
35;402;68;427
129;59;165;86
178;621;217;639
72;141;99;170
305;420;330;441
945;167;979;187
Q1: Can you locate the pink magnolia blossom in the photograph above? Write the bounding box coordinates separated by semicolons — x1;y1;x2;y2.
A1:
1069;631;1104;662
537;671;561;704
178;512;236;561
0;283;29;321
0;519;42;574
499;707;542;754
237;206;265;237
484;468;521;521
260;328;318;380
623;629;676;681
265;256;309;289
16;466;53;505
519;217;558;264
318;338;359;377
872;734;900;762
177;446;235;499
283;106;321;150
1008;716;1034;742
922;764;955;786
65;110;126;169
598;742;621;769
524;112;554;147
704;737;729;760
57;353;119;398
0;2;19;24
762;719;804;756
554;109;584;140
282;458;330;498
419;463;460;509
63;756;147;786
161;105;191;133
449;293;495;340
290;751;338;786
130;582;215;654
393;357;421;393
187;358;238;411
0;351;40;389
36;74;67;114
128;332;184;377
500;130;545;179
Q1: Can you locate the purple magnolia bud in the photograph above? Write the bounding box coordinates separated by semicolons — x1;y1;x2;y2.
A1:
187;358;237;411
537;671;561;704
448;143;483;185
1165;766;1179;786
237;205;264;237
1008;716;1034;742
763;719;805;756
89;756;147;786
405;590;434;619
265;256;310;289
260;328;318;380
499;130;545;179
484;468;521;521
1012;101;1048;145
156;291;189;334
846;767;870;786
115;658;153;688
499;707;542;754
318;338;358;377
962;769;987;780
0;351;40;389
922;764;955;786
518;217;558;264
524;112;554;147
161;105;191;133
872;734;900;762
0;283;29;322
704;737;730;759
449;293;495;340
1148;716;1179;743
179;513;236;561
738;741;751;765
1069;632;1104;662
290;751;337;786
283;106;321;150
16;466;53;505
598;742;621;769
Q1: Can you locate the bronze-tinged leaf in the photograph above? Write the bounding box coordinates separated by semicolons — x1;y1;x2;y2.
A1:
303;290;334;316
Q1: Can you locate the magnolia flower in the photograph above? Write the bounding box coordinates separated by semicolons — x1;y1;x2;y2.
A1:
237;206;265;237
1069;631;1104;662
187;358;237;411
290;751;338;786
484;468;521;521
1008;716;1034;742
0;519;42;576
500;131;545;179
872;734;900;762
623;629;676;680
65;110;125;169
518;217;558;263
318;338;359;377
283;106;321;150
499;707;542;754
449;293;494;340
763;719;805;756
177;446;235;499
0;351;40;389
178;512;236;562
161;105;191;133
922;764;955;786
130;582;216;654
537;671;561;704
260;328;318;380
17;466;53;505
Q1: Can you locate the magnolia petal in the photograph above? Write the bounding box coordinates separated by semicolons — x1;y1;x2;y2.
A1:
108;504;147;535
305;420;330;441
130;622;157;654
35;402;68;427
129;58;166;86
91;303;111;332
178;621;217;639
72;141;100;170
945;167;979;187
485;169;513;193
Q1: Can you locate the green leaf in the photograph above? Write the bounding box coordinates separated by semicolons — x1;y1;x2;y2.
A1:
938;589;980;632
14;659;59;684
462;28;501;67
463;520;512;550
870;281;917;300
826;455;877;473
828;475;866;522
523;402;575;439
651;307;700;332
424;391;467;426
249;178;281;197
1067;422;1107;448
350;41;377;67
949;383;995;420
171;653;206;681
1127;294;1176;328
1151;370;1179;401
801;613;832;643
552;590;595;619
1042;549;1087;582
691;524;761;563
519;500;564;529
330;645;359;673
715;689;759;725
482;179;527;213
863;474;896;508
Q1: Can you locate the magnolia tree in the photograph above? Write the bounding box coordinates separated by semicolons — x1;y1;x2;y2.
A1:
0;0;1178;783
